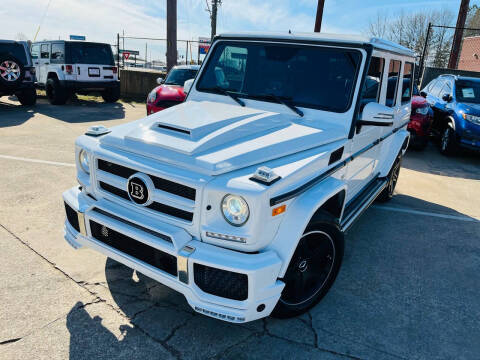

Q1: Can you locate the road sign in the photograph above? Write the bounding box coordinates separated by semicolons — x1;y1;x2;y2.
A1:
123;52;130;60
69;35;86;41
198;37;210;55
119;49;140;55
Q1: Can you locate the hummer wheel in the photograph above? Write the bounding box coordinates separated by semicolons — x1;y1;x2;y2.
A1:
272;212;344;318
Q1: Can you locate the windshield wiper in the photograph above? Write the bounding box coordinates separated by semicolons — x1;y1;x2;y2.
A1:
207;87;245;107
258;93;303;117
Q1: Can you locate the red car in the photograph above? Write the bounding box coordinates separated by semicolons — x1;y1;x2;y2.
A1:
146;65;200;115
408;87;433;150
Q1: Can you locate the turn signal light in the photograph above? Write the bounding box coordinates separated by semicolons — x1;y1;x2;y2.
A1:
65;65;73;74
272;205;286;216
112;66;118;74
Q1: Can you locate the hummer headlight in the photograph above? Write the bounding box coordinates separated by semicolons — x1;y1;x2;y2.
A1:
221;194;249;226
78;149;90;174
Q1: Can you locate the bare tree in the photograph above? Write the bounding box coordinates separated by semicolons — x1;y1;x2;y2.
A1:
366;9;455;67
15;33;28;41
367;11;389;38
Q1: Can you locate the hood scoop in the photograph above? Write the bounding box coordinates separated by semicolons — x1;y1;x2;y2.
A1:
157;124;191;136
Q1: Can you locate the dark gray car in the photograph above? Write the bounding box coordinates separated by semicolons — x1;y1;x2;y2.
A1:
0;40;37;105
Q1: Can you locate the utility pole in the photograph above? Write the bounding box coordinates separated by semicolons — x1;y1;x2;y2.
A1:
314;0;325;32
448;0;470;69
206;0;222;41
166;0;177;72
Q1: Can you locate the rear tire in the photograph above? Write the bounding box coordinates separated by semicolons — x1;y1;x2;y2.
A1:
46;78;69;105
101;86;120;103
377;154;401;202
440;127;456;156
16;87;37;106
272;212;344;318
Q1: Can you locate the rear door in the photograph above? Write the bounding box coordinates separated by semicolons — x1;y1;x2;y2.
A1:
66;42;116;83
38;43;50;85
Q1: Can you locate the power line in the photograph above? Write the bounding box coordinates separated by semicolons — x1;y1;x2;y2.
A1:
33;0;53;41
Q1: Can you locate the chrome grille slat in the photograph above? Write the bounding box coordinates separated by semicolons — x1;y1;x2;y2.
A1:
95;158;197;223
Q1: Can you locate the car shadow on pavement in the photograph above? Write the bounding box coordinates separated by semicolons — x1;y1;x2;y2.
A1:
403;142;480;180
0;97;127;128
64;194;479;359
0;100;36;127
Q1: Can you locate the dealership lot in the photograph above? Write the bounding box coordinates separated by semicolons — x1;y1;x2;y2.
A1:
0;97;479;360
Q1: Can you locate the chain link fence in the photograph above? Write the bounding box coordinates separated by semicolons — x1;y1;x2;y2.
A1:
114;34;208;73
419;24;480;86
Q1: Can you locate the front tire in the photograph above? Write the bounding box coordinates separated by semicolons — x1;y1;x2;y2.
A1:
272;213;344;318
440;127;456;156
16;87;37;106
46;78;69;105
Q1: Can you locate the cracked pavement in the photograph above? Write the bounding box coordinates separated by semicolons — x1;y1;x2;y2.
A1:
1;97;479;359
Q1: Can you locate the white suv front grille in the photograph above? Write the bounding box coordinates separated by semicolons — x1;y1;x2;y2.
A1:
94;158;196;222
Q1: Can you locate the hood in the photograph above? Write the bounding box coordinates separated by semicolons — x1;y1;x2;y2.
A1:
458;102;480;114
151;85;185;101
100;101;346;175
411;95;427;107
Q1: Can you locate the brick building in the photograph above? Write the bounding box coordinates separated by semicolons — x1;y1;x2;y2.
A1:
458;36;480;71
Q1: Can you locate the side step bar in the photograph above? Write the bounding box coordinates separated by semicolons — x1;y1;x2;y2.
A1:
340;177;388;232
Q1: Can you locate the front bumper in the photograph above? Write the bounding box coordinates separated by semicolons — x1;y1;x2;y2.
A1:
63;186;284;323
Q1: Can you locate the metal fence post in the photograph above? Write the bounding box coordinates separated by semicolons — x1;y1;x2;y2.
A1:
117;33;120;69
418;22;432;87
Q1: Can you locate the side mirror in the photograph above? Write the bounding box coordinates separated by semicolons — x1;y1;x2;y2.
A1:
357;102;394;129
183;78;194;95
420;91;427;98
156;77;164;85
442;93;452;102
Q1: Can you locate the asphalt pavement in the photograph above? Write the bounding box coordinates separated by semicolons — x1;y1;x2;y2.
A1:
0;96;479;360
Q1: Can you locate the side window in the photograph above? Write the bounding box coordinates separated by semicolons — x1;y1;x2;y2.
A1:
31;44;40;60
442;81;452;96
51;43;65;62
360;56;385;110
41;44;50;59
401;62;414;104
386;60;401;107
430;80;445;97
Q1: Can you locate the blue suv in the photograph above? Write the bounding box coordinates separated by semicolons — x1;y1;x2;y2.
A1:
421;74;480;155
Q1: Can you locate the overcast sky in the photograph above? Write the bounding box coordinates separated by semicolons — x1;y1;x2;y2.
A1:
1;0;462;61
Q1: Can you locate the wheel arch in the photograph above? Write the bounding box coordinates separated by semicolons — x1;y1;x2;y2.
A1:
267;177;347;277
378;129;408;178
47;72;59;81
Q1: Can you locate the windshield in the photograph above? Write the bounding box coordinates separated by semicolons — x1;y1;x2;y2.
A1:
455;80;480;104
196;41;362;113
66;43;114;65
165;68;198;86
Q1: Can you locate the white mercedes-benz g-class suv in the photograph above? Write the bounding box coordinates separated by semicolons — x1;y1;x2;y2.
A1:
63;32;414;323
31;40;119;105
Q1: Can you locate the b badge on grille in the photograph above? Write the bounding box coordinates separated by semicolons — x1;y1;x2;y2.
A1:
127;173;153;206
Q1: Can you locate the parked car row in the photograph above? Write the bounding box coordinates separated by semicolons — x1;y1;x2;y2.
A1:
0;39;120;106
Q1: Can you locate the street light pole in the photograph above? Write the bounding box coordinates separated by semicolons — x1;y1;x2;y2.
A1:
166;0;177;72
314;0;325;32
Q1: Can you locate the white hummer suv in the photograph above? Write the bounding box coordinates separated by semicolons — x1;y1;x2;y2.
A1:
63;33;414;322
31;40;119;105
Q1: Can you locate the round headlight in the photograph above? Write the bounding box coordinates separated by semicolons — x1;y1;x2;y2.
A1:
221;194;250;226
147;89;158;103
78;149;90;174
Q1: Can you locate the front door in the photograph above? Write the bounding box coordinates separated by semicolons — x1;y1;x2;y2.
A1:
344;55;387;202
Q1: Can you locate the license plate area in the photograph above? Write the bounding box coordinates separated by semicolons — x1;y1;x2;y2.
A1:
88;67;100;77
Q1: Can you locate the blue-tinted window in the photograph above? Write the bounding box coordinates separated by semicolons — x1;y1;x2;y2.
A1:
197;41;362;113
